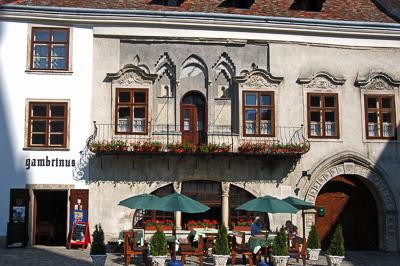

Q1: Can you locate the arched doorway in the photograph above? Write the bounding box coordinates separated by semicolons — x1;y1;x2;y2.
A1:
180;91;206;144
181;180;221;227
316;175;378;250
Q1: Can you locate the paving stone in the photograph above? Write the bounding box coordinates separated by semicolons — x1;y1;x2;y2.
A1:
0;246;399;266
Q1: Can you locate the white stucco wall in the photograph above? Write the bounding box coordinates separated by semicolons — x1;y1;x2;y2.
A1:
0;21;93;236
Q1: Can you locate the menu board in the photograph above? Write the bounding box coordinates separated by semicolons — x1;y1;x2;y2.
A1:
68;222;90;249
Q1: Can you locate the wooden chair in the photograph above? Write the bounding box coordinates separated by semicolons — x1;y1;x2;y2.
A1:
124;230;149;266
230;231;253;266
288;235;306;263
180;236;204;266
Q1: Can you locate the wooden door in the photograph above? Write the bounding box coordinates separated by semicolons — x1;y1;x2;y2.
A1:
316;175;378;250
180;91;206;145
181;106;198;144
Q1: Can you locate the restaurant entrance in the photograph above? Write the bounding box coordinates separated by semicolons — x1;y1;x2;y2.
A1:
34;190;68;246
315;175;378;250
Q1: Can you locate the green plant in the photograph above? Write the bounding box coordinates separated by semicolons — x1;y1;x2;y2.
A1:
272;227;289;256
212;224;230;255
90;224;107;255
307;224;321;249
150;227;168;256
327;224;345;256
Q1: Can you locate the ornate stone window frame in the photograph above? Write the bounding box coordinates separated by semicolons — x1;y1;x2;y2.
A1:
356;71;400;143
105;64;157;136
234;67;283;138
298;71;345;142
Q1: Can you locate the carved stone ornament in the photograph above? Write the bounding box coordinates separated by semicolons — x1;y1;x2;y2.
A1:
235;68;283;89
173;181;182;193
245;74;278;89
221;182;230;195
304;76;340;90
360;78;393;90
116;71;151;86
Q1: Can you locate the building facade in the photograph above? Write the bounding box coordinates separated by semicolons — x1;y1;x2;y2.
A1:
1;0;400;252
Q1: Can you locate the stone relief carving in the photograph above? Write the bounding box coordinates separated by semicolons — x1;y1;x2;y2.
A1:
243;74;278;89
304;76;340;90
360;78;393;90
221;182;230;196
173;181;182;193
116;71;151;86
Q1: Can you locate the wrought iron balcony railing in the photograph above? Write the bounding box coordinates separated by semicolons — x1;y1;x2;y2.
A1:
89;122;310;155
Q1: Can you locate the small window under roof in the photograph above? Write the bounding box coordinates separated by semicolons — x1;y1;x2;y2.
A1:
219;0;255;9
290;0;325;12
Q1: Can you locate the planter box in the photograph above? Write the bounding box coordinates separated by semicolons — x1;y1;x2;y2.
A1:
272;255;289;266
308;248;321;261
232;226;251;231
326;255;345;266
150;255;167;266
186;226;217;231
213;254;229;266
144;225;173;231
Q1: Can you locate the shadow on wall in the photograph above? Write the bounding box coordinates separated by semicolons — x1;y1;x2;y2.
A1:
86;154;300;185
0;23;29;241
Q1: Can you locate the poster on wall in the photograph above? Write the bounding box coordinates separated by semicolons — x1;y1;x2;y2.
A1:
12;206;25;223
69;210;88;230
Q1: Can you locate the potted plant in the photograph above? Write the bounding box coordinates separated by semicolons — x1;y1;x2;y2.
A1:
212;224;230;266
90;224;107;266
307;224;321;260
326;224;345;266
271;227;289;266
149;227;168;266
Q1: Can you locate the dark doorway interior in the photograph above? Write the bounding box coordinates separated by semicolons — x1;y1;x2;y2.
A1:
35;190;68;246
316;175;379;250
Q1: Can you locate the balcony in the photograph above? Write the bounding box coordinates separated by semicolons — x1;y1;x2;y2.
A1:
88;122;310;156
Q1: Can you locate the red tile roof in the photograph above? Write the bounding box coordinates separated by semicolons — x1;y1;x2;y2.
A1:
0;0;398;23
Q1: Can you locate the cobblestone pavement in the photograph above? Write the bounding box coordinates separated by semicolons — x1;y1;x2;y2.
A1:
0;246;399;266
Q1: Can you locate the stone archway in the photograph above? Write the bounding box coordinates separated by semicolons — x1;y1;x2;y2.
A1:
304;157;398;251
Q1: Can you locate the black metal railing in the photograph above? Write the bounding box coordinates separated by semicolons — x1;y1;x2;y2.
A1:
90;122;309;154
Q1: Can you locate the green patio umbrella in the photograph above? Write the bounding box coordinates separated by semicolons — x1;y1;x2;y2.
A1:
147;192;210;213
283;196;315;266
118;193;159;209
236;195;299;214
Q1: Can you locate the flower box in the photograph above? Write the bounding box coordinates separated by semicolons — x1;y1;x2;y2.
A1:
232;225;251;231
131;141;163;153
187;226;217;231
144;225;173;231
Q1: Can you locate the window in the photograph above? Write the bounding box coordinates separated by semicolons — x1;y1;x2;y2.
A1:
30;27;69;70
116;88;148;134
365;95;396;139
28;102;68;148
307;93;339;138
243;91;274;136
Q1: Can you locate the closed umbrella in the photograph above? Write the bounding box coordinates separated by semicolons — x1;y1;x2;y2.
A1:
283;196;315;266
236;195;298;214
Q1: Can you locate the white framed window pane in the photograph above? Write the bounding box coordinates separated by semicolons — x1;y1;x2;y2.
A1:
184;119;190;131
50;121;64;133
383;123;393;137
368;123;379;137
51;58;67;69
52;31;68;42
117;107;131;132
49;134;64;145
133;107;146;132
310;122;321;136
245;109;257;134
32;120;46;132
32;105;47;116
34;30;50;41
325;122;336;136
32;133;46;145
261;95;271;106
33;57;49;69
51;44;66;57
260;121;272;135
34;44;48;57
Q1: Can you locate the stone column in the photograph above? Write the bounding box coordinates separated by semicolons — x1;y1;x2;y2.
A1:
221;182;230;227
173;182;182;229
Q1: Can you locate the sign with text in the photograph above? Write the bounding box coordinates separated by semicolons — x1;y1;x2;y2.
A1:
68;222;90;249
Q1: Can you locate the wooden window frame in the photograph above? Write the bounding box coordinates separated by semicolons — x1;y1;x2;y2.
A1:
115;88;149;135
27;101;68;148
307;93;340;139
242;91;275;137
364;95;397;140
30;27;70;71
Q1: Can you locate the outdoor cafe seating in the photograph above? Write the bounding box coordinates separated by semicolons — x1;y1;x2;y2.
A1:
123;230;149;266
229;231;253;266
180;235;204;266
